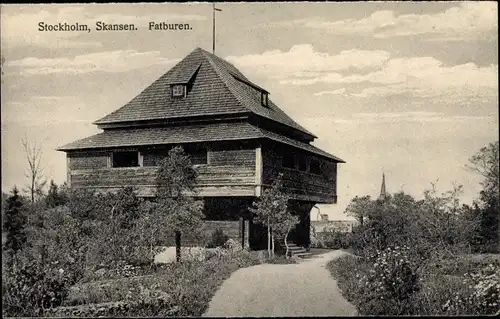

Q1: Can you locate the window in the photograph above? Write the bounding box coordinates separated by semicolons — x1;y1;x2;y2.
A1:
112;151;139;168
310;158;321;175
188;149;208;165
320;214;329;221
297;155;307;172
282;155;295;169
172;84;186;97
261;92;268;107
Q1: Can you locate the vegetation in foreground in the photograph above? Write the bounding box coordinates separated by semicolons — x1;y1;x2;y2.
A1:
324;141;500;316
1;146;299;317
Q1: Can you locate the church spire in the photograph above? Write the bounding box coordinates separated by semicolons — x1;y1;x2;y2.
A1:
379;172;387;200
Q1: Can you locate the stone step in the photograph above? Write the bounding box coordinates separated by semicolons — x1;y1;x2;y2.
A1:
294;252;313;259
289;248;307;254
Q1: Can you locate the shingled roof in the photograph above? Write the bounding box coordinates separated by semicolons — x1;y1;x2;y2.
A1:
57;122;345;162
94;47;316;138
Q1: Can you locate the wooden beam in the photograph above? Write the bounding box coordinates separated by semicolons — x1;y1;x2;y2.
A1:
66;156;71;187
255;145;262;197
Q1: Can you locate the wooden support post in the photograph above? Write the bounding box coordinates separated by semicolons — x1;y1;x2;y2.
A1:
239;217;244;249
176;232;181;262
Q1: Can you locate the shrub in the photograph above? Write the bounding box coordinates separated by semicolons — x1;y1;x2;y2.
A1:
443;263;500;315
206;228;229;248
357;246;422;315
224;238;242;253
2;259;71;317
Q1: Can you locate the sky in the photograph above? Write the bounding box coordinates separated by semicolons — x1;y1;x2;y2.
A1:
1;2;498;220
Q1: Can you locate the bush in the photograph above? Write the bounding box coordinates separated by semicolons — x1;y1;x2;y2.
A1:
61;247;261;317
328;246;423;315
2;259;71;317
206;228;229;248
442;263;500;315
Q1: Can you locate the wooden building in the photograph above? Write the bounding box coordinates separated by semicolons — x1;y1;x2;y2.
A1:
57;47;345;249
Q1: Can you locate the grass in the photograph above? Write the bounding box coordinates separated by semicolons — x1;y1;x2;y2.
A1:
54;250;262;317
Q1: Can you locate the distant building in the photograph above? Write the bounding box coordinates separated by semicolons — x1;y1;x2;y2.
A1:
312;220;359;234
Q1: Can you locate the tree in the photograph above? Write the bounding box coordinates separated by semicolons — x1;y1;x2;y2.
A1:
44;180;64;208
21;137;47;203
249;173;293;257
344;195;374;226
466;141;499;253
3;187;27;263
156;146;204;262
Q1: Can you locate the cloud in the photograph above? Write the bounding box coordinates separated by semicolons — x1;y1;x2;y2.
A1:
6;50;180;75
328;112;495;124
1;95;98;125
313;88;346;96
226;44;390;81
267;2;497;39
1;6;207;49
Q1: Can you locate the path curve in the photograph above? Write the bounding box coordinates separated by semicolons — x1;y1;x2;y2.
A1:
203;250;358;317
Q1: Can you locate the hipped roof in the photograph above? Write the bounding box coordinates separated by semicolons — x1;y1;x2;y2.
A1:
94;47;316;138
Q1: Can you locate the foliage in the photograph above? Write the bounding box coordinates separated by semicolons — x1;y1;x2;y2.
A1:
329;248;500;315
466;141;499;253
249;173;295;256
344;195;373;226
23;206;88;284
58;248;260;317
359;246;422;315
443;263;500;315
2;259;71;317
344;184;480;261
318;229;352;249
156;146;205;262
44;180;67;208
3;187;27;262
206;228;229;248
328;247;423;315
156;146;198;199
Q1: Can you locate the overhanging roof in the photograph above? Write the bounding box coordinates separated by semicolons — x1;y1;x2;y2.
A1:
57;122;344;162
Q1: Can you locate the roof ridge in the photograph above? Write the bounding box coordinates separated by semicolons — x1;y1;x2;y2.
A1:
199;49;251;116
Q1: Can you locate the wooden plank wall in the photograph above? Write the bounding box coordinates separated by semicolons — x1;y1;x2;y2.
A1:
68;151;109;170
261;145;337;203
67;144;257;197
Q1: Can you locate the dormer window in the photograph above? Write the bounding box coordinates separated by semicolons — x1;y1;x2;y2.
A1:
261;92;269;107
171;84;186;98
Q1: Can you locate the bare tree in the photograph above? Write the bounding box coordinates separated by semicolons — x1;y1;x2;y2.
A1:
21;137;47;203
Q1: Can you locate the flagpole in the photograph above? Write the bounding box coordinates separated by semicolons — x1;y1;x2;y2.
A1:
213;2;215;54
212;3;222;54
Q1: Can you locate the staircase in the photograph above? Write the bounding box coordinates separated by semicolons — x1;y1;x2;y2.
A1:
286;242;312;259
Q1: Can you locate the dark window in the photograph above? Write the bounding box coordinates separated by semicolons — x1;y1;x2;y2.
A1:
112;151;139;168
188;149;208;165
282;155;295;169
172;84;186;97
297;155;307;172
310;158;321;175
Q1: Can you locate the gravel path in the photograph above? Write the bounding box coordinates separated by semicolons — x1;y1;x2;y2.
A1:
203;250;358;317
